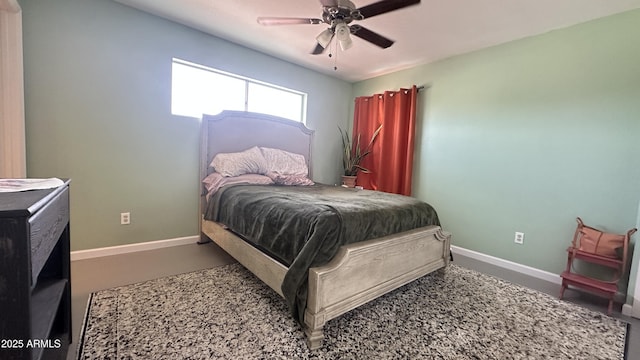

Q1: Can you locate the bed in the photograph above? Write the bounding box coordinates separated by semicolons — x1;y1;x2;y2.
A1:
199;110;451;350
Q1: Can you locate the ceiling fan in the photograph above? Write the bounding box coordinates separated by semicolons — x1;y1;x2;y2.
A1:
257;0;421;55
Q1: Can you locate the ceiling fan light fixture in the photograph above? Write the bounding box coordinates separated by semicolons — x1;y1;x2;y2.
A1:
334;22;352;51
335;22;350;41
316;28;334;48
339;37;353;51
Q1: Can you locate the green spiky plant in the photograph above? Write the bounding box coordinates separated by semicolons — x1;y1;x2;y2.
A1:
339;124;383;176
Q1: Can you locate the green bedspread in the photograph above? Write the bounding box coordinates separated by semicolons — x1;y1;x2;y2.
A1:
205;184;440;324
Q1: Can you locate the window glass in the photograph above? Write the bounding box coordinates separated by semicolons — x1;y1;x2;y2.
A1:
171;62;245;118
171;59;306;122
248;83;305;121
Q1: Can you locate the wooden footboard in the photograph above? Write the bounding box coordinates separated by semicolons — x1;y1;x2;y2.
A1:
201;219;451;350
303;225;451;349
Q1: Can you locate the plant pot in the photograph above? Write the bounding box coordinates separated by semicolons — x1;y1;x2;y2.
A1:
341;175;357;188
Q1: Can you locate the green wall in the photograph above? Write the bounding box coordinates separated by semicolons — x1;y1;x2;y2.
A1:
354;10;640;300
20;0;352;251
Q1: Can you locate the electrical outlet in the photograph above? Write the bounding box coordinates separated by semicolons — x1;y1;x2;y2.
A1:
514;232;524;244
121;212;130;225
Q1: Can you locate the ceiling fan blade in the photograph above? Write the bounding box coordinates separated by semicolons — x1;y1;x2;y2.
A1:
356;0;420;19
257;17;323;25
311;43;327;55
351;25;394;48
311;32;334;54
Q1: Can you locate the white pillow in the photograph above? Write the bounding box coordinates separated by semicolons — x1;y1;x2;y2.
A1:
209;146;268;177
259;147;308;176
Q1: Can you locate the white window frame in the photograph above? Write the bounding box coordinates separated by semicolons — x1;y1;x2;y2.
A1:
171;58;307;123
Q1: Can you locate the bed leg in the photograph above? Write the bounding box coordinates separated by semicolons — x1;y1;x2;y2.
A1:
304;311;325;350
197;234;212;245
304;325;324;350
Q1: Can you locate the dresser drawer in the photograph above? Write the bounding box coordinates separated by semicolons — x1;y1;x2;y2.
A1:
29;187;70;284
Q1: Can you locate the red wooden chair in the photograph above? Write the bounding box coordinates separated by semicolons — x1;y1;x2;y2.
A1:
559;217;636;315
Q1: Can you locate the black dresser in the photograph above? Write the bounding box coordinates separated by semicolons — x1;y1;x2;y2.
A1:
0;180;71;360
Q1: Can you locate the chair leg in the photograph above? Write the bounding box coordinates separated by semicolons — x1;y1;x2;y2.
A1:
607;298;613;316
559;283;566;300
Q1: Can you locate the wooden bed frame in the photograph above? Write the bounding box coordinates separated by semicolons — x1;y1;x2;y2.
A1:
199;110;451;350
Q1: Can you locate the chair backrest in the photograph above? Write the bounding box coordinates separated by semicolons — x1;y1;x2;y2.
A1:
571;217;637;266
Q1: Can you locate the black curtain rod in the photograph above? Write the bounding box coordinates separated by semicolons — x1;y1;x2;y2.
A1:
358;85;430;99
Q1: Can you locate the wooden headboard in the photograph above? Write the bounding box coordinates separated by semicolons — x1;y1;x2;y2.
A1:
199;110;315;185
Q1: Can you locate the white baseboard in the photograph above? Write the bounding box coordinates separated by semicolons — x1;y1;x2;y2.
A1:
450;245;562;285
70;235;199;261
450;246;640;312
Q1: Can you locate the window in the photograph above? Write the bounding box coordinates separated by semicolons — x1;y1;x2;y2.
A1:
171;59;307;122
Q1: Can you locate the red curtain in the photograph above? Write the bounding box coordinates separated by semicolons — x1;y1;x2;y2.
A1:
353;85;418;196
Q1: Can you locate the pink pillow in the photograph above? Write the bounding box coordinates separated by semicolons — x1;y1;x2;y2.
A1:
202;172;274;195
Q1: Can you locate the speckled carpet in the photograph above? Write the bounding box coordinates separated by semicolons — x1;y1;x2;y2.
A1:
77;263;627;359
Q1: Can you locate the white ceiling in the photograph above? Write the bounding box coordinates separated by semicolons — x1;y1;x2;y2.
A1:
114;0;640;82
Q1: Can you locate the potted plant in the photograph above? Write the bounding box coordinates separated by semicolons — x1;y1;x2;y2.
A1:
338;124;382;187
